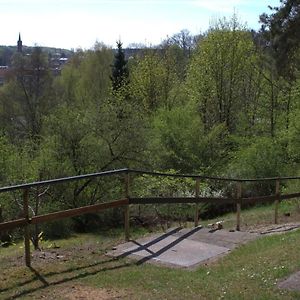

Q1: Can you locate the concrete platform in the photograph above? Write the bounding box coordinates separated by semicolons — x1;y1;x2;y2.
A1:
108;226;258;269
278;271;300;291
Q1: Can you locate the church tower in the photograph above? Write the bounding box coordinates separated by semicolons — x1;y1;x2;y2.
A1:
17;33;22;53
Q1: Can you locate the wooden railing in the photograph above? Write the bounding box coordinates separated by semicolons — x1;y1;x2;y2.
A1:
0;168;299;267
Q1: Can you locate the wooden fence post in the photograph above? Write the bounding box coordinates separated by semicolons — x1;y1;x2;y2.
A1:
124;172;130;241
23;188;31;267
194;178;200;227
236;182;242;231
274;179;280;224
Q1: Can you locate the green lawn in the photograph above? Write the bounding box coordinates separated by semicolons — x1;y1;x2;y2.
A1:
1;202;300;299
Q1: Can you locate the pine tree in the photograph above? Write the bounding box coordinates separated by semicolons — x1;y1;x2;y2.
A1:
260;0;300;79
111;40;129;91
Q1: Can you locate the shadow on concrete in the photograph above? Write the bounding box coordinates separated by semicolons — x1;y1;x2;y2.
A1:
117;226;203;265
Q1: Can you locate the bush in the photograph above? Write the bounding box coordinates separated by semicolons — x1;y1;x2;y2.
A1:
40;218;73;239
227;137;288;195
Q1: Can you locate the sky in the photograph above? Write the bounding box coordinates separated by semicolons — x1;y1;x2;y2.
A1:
0;0;281;50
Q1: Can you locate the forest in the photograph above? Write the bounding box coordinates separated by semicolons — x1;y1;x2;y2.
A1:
0;2;299;241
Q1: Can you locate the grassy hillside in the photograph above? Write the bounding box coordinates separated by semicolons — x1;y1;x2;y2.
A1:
1;202;300;299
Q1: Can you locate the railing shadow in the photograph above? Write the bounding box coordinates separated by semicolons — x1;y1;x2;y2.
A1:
1;256;132;299
4;227;203;298
117;226;202;265
117;226;182;259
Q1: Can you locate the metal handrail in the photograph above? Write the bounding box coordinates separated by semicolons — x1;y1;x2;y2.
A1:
0;168;299;193
0;168;128;193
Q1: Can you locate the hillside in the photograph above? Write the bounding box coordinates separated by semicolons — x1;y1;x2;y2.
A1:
1;202;300;299
0;45;73;66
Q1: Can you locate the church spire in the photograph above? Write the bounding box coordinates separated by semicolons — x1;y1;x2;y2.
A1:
17;33;22;53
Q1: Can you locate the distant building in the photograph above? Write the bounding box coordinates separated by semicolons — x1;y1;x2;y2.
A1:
17;33;23;53
0;34;22;86
0;34;71;84
49;52;69;76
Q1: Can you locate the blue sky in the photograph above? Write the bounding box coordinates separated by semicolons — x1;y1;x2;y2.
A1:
0;0;281;50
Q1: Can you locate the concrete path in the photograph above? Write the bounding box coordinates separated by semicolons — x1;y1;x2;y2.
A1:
278;271;300;291
108;226;258;269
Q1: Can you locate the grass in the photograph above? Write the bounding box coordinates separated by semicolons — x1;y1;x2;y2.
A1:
1;201;300;299
199;199;300;230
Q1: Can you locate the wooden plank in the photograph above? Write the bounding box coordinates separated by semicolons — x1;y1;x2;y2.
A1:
280;192;300;200
274;180;280;224
31;199;128;225
194;179;200;227
124;173;130;241
242;195;277;203
236;183;242;231
1;192;299;234
129;197;236;205
23;189;31;267
124;205;130;241
0;218;27;231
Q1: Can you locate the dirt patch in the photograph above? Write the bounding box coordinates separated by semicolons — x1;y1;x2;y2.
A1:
38;283;127;299
6;241;107;268
247;222;300;235
278;271;300;291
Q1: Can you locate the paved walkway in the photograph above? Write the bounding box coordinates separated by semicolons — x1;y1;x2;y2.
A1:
108;226;258;269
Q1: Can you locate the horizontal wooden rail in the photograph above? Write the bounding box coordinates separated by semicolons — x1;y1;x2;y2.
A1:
1;193;299;232
0;218;27;231
242;195;277;204
0;199;128;231
0;167;298;268
280;192;300;201
129;192;300;206
31;199;129;224
129;197;236;205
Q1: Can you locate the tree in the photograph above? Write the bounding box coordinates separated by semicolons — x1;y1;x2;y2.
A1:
111;40;129;92
0;47;54;141
129;47;186;112
77;43;113;104
187;16;258;133
260;0;300;78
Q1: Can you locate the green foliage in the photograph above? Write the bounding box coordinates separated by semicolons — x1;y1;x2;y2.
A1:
229;137;287;178
129;47;185;112
133;170;195;198
150;106;229;174
0;13;299;237
187;16;258;133
228;137;288;194
131;170;196;225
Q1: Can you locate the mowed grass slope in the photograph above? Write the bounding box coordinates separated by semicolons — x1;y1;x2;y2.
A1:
1;202;300;299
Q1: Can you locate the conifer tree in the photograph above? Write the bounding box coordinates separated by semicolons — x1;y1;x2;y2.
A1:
111;40;129;91
260;0;300;78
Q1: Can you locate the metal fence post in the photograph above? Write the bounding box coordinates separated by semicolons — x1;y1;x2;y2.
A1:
124;172;130;241
23;188;31;267
194;178;200;227
236;182;242;231
275;179;280;224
